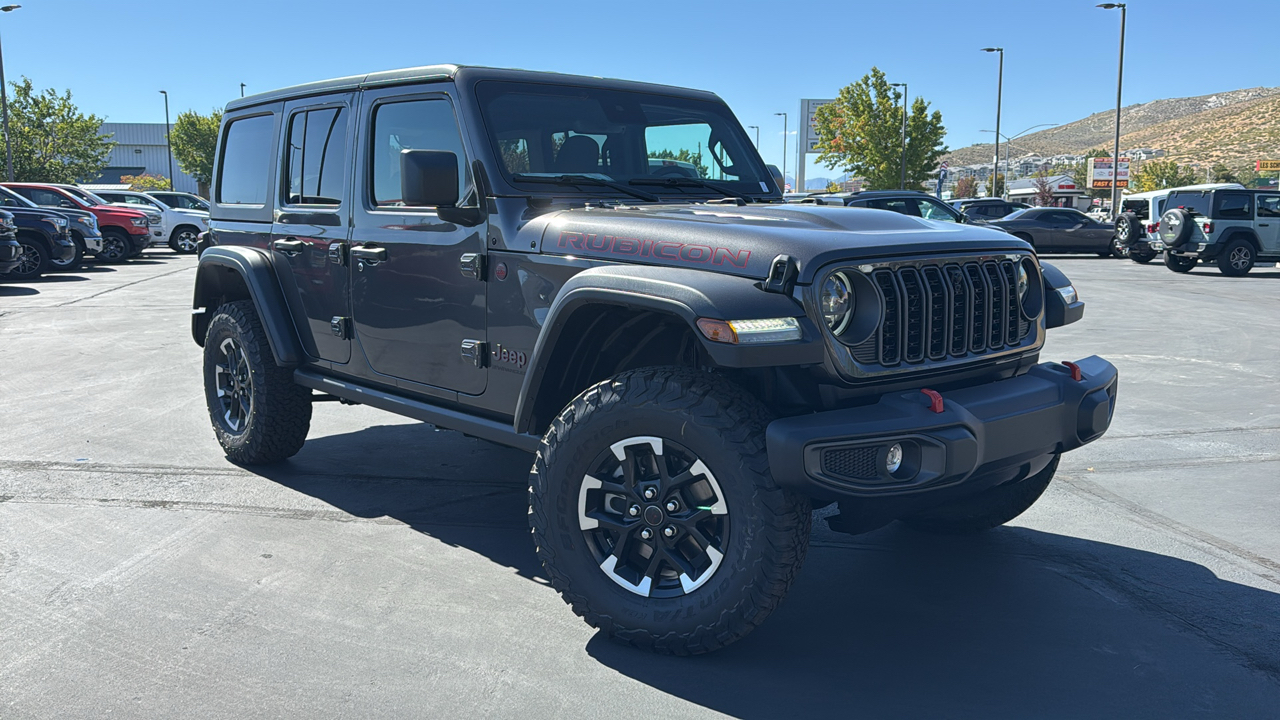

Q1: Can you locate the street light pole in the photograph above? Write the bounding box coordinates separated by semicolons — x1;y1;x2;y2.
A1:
240;83;246;98
0;5;21;183
1099;3;1127;218
748;125;760;149
981;48;1004;197
159;90;174;190
775;112;787;191
890;83;907;190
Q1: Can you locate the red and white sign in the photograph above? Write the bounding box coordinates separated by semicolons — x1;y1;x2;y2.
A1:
1058;182;1076;190
1087;157;1130;189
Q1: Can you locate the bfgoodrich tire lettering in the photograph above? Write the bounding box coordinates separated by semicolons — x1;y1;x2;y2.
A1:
202;300;312;464
530;367;811;655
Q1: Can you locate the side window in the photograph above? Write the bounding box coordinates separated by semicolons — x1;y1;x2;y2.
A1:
1216;193;1252;219
30;188;67;206
1258;195;1280;218
284;106;348;206
217;114;275;205
371;99;467;207
916;198;957;222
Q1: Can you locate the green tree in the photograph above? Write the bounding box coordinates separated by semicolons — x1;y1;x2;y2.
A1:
953;175;978;198
1133;159;1200;192
1069;149;1112;199
812;67;947;190
647;148;709;178
120;173;170;191
8;77;114;183
987;172;1005;198
171;109;222;190
826;181;842;193
1210;163;1238;184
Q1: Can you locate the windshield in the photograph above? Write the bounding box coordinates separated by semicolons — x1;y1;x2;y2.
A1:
61;186;103;206
476;81;774;199
1003;208;1030;220
0;186;37;208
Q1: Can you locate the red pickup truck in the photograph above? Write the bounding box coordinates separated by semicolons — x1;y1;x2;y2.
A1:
2;182;156;259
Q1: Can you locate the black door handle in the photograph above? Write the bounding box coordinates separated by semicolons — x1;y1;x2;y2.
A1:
273;238;304;256
351;246;387;265
1259;223;1270;227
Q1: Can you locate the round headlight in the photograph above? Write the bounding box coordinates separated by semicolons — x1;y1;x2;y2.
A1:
820;273;853;334
1016;262;1029;300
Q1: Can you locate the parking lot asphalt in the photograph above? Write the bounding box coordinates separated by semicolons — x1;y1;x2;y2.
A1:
2;252;1279;719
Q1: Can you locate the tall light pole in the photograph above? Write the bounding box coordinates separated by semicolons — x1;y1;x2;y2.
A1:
981;47;1004;197
889;82;908;190
748;125;760;149
774;112;787;191
0;5;20;183
240;83;246;98
1098;3;1127;217
159;90;174;190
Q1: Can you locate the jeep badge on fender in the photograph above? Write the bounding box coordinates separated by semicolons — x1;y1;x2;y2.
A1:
192;65;1116;655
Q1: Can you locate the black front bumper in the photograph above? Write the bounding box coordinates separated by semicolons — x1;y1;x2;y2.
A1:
767;356;1118;503
129;231;151;252
0;237;19;274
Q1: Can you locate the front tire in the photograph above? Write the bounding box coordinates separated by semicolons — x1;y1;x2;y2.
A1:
1165;252;1197;273
901;455;1060;535
49;236;84;272
98;230;130;263
202;300;312;464
169;225;200;254
530;367;811;655
5;237;49;280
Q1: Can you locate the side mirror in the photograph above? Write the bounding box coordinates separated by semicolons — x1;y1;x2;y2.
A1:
60;200;76;208
401;149;482;226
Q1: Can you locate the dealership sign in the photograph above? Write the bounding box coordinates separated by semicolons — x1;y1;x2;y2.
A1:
1087;157;1130;189
800;98;834;153
1257;160;1280;172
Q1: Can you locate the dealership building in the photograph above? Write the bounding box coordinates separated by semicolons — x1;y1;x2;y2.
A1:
89;123;201;194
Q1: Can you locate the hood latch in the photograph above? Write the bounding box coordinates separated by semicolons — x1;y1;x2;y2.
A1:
761;254;799;295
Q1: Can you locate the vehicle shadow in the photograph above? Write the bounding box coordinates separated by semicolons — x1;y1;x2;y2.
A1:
0;284;38;295
246;423;1280;717
75;264;118;273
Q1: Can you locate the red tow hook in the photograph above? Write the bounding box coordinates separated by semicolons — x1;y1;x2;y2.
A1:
920;388;944;414
1062;361;1083;381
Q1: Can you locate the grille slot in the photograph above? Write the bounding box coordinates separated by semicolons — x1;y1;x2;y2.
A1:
863;258;1033;367
822;447;879;481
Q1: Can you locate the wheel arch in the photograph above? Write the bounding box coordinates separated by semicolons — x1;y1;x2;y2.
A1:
193;245;304;366
15;227;53;250
513;265;824;435
171;222;202;239
1219;228;1261;253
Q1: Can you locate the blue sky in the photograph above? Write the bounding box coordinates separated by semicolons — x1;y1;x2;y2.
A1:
5;0;1276;185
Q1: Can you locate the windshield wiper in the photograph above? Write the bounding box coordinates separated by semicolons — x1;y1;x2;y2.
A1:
629;176;753;202
511;173;659;203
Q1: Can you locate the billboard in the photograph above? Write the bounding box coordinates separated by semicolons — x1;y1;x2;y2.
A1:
1087;157;1130;190
800;98;834;153
1257;160;1280;172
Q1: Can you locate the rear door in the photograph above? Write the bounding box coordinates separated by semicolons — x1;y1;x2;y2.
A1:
348;85;488;396
269;94;356;364
1256;195;1280;252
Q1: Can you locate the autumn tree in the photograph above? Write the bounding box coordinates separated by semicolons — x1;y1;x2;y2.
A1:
8;77;114;183
120;173;170;191
1133;159;1200;192
171;109;222;194
987;172;1005;198
1032;170;1055;206
812;67;947;190
953;175;978;198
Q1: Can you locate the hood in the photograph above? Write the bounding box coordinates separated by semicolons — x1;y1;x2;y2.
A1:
533;203;1031;283
106;202;161;217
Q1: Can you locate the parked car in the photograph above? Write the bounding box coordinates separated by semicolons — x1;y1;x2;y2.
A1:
0;203;77;280
0;185;108;269
1116;183;1244;264
1158;187;1280;276
987;207;1117;255
146;190;210;212
0;209;22;276
3;183;155;258
949;197;1029;223
93;188;208;254
802;190;971;224
193;65;1116;655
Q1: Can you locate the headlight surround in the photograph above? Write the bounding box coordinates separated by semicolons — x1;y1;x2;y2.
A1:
1019;258;1045;318
79;216;97;229
47;216;68;229
129;216;148;227
820;272;854;335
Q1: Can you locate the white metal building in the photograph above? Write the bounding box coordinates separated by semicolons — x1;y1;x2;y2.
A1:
92;123;200;194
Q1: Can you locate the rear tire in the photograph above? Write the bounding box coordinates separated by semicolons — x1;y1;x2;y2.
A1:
1130;247;1156;264
901;455;1059;535
202;300;312;464
1165;252;1197;273
530;367;811;655
1216;238;1254;277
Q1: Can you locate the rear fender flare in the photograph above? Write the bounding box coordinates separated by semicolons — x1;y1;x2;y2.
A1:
192;246;304;366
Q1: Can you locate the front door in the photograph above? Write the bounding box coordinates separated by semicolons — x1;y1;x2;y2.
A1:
1256;194;1280;253
269;94;355;364
349;87;487;395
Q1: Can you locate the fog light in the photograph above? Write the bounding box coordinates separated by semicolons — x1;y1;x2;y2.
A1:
885;443;903;474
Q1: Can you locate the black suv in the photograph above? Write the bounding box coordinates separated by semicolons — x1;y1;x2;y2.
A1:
803;189;969;223
0;195;78;280
1158;187;1280;276
950;197;1028;223
194;65;1117;655
0;209;21;276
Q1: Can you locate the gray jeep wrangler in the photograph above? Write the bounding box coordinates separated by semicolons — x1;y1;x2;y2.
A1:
192;65;1117;654
1159;187;1280;275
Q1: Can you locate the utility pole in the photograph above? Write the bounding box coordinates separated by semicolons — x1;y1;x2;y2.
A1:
0;5;21;183
890;83;908;189
160;90;174;190
981;48;1004;197
775;112;788;192
748;125;759;149
240;83;246;98
1098;3;1127;218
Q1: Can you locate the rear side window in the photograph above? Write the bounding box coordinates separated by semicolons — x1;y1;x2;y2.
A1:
218;114;274;205
284;107;348;205
1167;192;1212;216
1215;192;1251;219
370;99;468;207
1258;195;1280;218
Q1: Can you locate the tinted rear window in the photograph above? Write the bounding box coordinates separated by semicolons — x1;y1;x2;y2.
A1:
218;114;274;205
1166;192;1212;216
1215;192;1252;219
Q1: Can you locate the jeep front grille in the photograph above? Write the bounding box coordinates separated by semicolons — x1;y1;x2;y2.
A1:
852;258;1033;368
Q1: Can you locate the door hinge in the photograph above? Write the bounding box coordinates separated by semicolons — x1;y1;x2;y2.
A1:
461;339;488;368
331;316;350;338
328;242;346;265
459;252;485;280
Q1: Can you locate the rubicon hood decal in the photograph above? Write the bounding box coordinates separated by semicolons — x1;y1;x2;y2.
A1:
556;231;750;269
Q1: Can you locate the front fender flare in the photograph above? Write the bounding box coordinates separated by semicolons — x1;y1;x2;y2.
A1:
513;264;824;434
192;246;304;366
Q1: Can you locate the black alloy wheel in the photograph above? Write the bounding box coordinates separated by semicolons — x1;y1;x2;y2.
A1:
98;231;130;263
213;336;254;434
578;436;730;598
8;239;49;280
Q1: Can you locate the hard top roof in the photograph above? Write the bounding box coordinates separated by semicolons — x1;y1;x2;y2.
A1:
225;65;722;112
1124;182;1245;201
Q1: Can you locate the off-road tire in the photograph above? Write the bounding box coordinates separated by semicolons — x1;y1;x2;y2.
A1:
98;230;131;263
202;300;312;464
1216;238;1254;277
1159;208;1195;248
530;367;812;655
1114;212;1138;245
1165;252;1197;273
1130;247;1156;264
901;455;1060;535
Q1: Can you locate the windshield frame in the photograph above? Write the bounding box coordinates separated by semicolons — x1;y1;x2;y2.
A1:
469;79;780;202
60;186;103;206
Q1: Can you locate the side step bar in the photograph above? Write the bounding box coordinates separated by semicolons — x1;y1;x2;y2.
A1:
293;369;541;453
